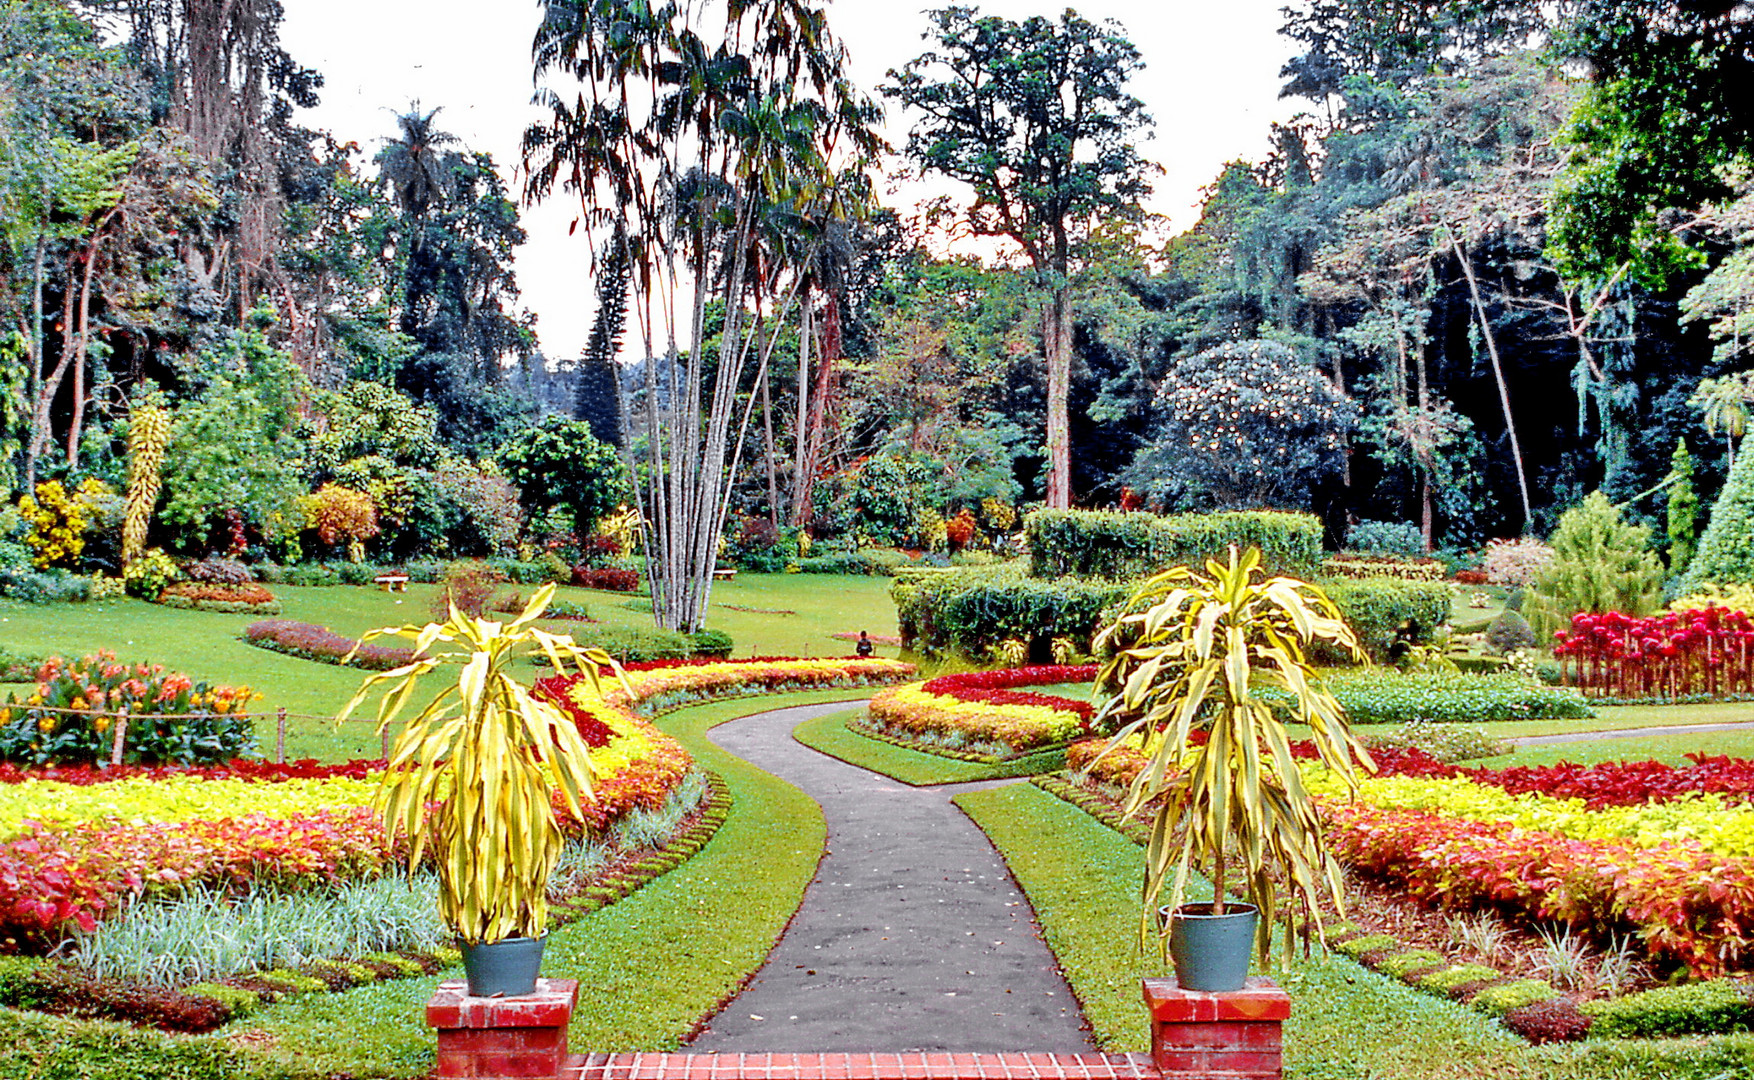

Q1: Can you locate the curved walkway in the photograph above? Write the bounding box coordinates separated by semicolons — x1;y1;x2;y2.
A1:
689;701;1091;1054
1508;719;1754;746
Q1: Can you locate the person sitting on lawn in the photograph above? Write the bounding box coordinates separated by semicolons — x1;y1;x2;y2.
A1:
855;630;874;658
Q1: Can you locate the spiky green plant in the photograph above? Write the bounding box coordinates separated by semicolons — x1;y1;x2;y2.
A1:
1091;546;1371;966
339;583;616;945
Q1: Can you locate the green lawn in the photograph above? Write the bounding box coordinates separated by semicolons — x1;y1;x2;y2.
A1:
0;574;901;761
791;707;1066;784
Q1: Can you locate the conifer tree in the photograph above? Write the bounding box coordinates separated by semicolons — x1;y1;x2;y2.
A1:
1683;440;1754;591
1666;438;1700;576
1527;492;1664;635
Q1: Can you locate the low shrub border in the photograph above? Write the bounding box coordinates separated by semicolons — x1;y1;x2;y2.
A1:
242;620;415;670
157;582;281;615
0;770;731;1035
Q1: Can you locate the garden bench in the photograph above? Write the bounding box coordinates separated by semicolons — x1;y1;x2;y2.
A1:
712;567;738;581
375;574;410;592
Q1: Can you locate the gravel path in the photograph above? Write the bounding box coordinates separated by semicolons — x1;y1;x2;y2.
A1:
688;700;1091;1053
1509;719;1754;746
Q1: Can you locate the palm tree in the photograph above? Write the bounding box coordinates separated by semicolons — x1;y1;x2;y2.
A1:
525;0;880;633
1694;374;1753;470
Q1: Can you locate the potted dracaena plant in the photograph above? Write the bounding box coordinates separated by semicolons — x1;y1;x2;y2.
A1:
1090;546;1372;992
339;582;614;997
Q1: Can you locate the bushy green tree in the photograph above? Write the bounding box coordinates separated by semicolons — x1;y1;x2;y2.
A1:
1667;438;1700;576
498;416;626;540
159;316;305;552
1130;340;1355;510
1527;492;1664;635
1683;438;1754;591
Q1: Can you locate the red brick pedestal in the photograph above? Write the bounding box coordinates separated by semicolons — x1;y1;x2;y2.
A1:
1141;977;1289;1079
427;978;578;1080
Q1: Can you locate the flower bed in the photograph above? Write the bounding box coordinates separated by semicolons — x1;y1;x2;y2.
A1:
0;727;696;947
0;653;258;766
242;619;415;670
1322;554;1448;581
863;664;1096;758
541;656;916;723
1553;607;1754;700
1322;801;1754;977
1066;734;1754;977
156;582;281;615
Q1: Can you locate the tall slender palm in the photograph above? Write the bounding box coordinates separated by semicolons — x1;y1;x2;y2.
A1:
525;0;879;633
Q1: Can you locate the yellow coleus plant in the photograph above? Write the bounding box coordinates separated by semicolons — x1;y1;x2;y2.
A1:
340;583;617;945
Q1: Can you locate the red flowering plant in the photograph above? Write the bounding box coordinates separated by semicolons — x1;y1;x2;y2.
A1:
0;652;259;766
1552;606;1754;699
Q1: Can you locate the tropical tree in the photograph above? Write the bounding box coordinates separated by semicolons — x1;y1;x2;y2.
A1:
524;0;882;631
883;7;1156;508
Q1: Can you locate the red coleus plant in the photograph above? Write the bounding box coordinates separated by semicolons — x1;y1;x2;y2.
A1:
1553;606;1754;699
920;665;1100;720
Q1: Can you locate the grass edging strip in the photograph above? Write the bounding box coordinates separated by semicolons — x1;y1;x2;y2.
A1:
792;709;1066;785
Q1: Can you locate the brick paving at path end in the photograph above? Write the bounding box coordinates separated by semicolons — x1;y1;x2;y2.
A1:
568;1052;1160;1080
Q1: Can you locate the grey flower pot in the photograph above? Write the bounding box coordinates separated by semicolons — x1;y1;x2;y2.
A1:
1165;902;1258;993
459;935;546;997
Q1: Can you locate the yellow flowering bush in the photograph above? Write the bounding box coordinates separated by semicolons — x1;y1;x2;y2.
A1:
17;479;111;568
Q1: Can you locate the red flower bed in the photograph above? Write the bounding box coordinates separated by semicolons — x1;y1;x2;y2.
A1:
920;664;1099;719
571;567;639;591
1553;607;1754;699
1323;801;1754;976
243;620;415;670
0;758;384;787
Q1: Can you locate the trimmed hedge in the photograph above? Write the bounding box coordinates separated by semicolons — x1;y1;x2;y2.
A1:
891;565;1128;660
1319;576;1454;661
1025;509;1322;581
1310;669;1594;724
1581;980;1754;1039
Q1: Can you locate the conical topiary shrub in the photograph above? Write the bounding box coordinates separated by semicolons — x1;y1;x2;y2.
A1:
1683;442;1754;593
1526;493;1664;637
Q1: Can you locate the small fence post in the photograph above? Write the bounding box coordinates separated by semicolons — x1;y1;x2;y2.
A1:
109;708;129;768
275;707;287;764
381;725;392;761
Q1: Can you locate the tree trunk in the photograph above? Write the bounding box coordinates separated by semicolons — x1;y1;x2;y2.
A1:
1044;286;1072;508
22;236;45;490
795;292;840;528
66;231;105;470
789;297;812;526
760;323;779;530
1452;236;1533;533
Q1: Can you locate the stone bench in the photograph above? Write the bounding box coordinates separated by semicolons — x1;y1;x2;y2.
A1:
375;574;410;592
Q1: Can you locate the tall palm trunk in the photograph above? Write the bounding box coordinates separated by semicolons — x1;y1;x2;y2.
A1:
1452;236;1532;533
1044;285;1072;509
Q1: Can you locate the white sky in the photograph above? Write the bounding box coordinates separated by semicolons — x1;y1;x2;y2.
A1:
278;1;1300;359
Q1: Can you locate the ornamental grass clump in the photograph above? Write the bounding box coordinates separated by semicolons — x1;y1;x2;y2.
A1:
1092;545;1372;964
339;583;614;946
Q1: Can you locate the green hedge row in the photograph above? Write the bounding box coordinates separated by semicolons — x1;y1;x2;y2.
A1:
891;566;1128;660
1317;577;1454;661
1312;670;1593;724
1025;509;1323;581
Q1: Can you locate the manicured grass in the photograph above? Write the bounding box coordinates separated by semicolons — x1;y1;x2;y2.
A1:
792;708;1066;785
1486;727;1754;768
953;782;1531;1077
0;574;901;761
222;688;867;1074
